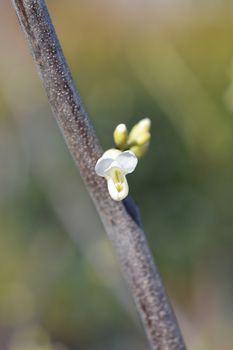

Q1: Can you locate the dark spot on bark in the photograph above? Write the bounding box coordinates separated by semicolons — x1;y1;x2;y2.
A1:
34;45;42;61
140;300;152;328
15;0;30;29
110;219;116;226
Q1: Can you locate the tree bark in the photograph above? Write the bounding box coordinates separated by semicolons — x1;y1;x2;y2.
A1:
11;1;186;349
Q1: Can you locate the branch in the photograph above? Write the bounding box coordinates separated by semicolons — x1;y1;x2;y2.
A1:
11;1;186;349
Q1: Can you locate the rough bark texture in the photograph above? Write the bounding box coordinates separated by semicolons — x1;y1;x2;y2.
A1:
11;1;186;349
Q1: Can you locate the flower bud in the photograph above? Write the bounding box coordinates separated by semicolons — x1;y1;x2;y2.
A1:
130;142;149;158
113;123;128;149
137;118;151;132
128;118;151;145
136;131;151;146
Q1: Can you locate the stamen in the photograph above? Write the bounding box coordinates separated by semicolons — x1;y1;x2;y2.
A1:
111;169;124;192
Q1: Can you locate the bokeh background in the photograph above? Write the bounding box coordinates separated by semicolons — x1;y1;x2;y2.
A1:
0;0;233;349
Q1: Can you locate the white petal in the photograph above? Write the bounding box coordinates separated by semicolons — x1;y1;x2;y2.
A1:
116;151;138;174
104;161;122;177
95;157;114;177
102;148;122;160
107;176;129;201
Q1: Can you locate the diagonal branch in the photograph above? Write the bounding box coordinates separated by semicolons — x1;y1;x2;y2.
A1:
11;1;186;349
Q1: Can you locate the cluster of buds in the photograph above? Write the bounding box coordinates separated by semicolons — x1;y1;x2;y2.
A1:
113;118;151;158
95;118;151;201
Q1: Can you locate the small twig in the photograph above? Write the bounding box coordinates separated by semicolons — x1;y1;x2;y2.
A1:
11;1;186;349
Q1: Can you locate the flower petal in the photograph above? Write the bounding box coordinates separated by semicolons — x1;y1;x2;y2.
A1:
102;148;121;160
95;157;114;177
107;175;129;201
103;161;121;176
116;151;138;174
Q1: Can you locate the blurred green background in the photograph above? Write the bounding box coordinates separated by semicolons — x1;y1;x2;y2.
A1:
0;1;233;349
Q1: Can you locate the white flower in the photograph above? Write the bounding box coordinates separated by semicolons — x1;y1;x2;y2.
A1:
95;149;138;201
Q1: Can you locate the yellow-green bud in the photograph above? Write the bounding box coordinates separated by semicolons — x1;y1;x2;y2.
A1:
130;142;149;158
137;118;151;132
113;123;128;149
136;131;151;146
128;118;151;145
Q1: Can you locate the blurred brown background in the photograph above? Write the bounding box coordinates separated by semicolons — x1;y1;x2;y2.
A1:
0;1;233;349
